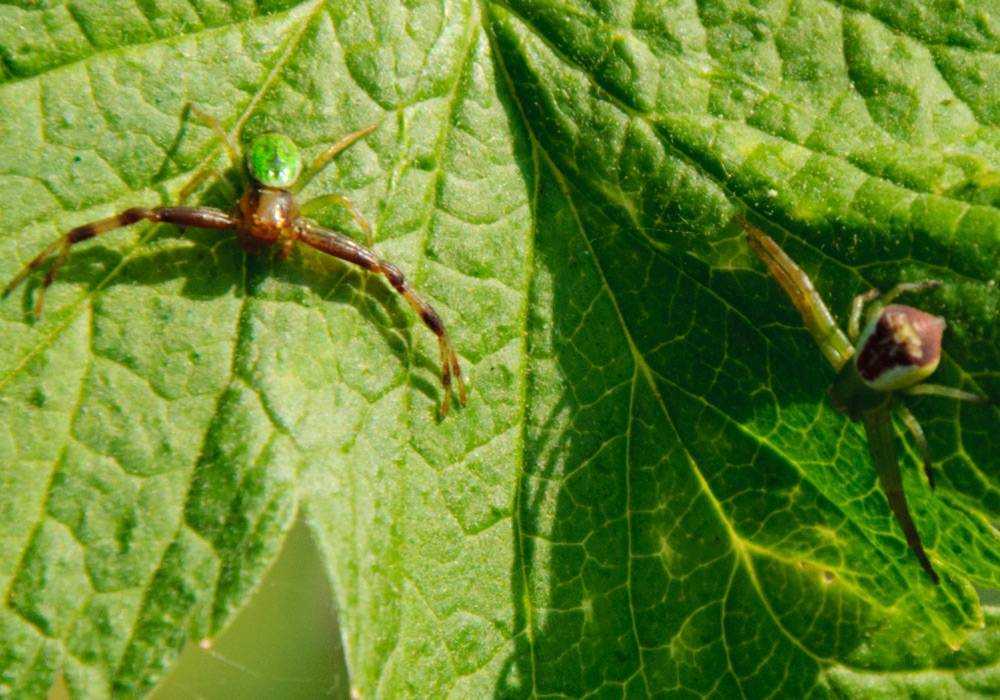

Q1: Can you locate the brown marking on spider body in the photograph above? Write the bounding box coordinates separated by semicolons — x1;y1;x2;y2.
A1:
238;187;298;244
856;305;944;387
3;122;466;416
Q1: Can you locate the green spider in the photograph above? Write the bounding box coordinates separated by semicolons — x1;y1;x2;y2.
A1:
3;108;466;416
742;219;989;583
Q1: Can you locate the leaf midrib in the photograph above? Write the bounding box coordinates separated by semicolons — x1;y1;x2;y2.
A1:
487;0;995;410
483;3;984;673
481;2;828;685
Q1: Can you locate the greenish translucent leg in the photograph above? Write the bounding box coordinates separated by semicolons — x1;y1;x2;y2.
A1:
880;280;942;306
897;404;935;488
848;281;942;340
863;408;939;583
291;123;378;195
301;194;374;247
848;289;880;341
905;383;989;403
740;218;853;369
178;105;246;203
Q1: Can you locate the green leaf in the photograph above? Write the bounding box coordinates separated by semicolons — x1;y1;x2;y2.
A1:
818;605;1000;697
0;0;997;696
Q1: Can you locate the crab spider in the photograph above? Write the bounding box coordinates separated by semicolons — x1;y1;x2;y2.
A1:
742;219;989;584
3;110;466;416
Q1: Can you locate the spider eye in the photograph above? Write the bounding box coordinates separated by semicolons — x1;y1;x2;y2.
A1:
247;133;302;188
855;304;945;391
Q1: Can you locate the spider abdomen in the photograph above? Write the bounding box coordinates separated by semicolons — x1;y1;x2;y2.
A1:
856;304;945;392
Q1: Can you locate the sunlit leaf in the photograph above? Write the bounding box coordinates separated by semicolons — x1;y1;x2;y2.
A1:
0;0;996;696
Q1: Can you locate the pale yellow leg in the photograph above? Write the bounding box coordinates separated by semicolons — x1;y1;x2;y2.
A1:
292;123;378;195
178;104;244;202
301;193;375;247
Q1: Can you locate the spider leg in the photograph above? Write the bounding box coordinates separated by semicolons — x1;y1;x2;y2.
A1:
905;383;989;403
740;218;854;369
851;280;944;338
300;194;374;247
863;406;940;584
292;123;378;195
880;280;942;307
4;206;237;317
897;404;935;489
295;220;465;416
178;105;247;202
848;289;880;342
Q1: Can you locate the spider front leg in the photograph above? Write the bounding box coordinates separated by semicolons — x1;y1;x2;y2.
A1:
292;124;379;248
178;105;247;203
4;206;237;317
295;220;466;416
848;289;880;342
292;123;378;196
848;280;943;341
740;218;853;369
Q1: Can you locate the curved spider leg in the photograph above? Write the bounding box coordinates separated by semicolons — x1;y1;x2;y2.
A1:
848;289;880;342
863;406;940;583
897;404;935;489
905;384;989;403
178;105;247;203
879;280;942;307
854;280;944;332
188;105;242;170
291;123;378;196
300;194;375;247
740;218;854;369
295;220;465;416
4;206;237;317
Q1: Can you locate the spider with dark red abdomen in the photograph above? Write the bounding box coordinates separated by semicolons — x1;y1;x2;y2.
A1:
3;109;466;415
742;218;990;583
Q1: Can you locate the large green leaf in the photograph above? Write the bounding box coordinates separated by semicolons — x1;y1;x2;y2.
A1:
0;0;997;696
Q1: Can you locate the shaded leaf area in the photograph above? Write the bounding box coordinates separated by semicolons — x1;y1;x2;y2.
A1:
0;0;996;698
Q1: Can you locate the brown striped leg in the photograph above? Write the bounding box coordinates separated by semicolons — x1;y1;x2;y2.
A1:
295;220;466;416
4;206;237;317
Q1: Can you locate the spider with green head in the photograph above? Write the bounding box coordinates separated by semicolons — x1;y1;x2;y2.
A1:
3;108;466;416
742;219;990;584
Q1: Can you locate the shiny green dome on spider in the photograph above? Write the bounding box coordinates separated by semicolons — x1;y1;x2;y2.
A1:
247;133;302;188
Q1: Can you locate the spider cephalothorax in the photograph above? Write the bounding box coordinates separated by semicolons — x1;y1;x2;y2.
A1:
3;110;466;416
742;219;989;584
